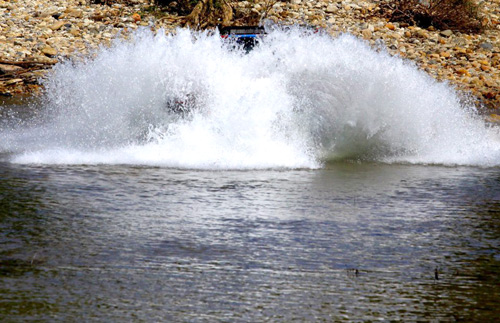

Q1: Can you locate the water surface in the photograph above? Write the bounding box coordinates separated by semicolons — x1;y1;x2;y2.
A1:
1;163;499;321
1;27;499;321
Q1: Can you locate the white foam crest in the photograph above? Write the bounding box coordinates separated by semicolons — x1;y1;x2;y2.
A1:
1;27;499;168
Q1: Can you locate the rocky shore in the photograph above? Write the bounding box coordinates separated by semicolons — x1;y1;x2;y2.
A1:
0;0;499;111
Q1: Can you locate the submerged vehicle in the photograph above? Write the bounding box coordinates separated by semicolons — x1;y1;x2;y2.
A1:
218;26;267;52
164;26;267;115
164;25;324;115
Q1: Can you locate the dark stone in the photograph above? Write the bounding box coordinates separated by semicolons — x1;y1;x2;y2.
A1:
479;42;493;51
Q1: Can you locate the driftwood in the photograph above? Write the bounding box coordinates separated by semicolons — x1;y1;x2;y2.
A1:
0;60;57;68
0;60;54;85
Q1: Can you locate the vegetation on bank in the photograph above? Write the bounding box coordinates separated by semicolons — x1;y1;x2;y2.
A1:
89;0;487;32
377;0;485;33
88;0;275;27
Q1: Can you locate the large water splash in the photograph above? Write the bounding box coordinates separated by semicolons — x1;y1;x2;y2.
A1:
1;27;499;168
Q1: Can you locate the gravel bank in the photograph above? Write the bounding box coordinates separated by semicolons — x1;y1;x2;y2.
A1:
0;0;498;111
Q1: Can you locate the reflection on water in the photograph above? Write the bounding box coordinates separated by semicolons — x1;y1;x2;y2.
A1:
1;163;499;321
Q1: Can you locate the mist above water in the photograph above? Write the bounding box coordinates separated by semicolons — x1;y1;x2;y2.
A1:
1;27;499;168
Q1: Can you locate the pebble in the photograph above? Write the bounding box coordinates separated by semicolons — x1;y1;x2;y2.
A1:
326;4;338;13
49;21;66;30
479;42;494;50
440;29;453;37
362;28;372;39
41;46;57;57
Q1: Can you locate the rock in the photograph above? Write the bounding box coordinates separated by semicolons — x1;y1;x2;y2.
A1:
362;29;372;39
41;45;57;57
0;64;24;74
69;28;80;36
487;114;500;123
416;29;429;39
478;42;493;50
64;9;83;18
325;4;338;13
453;37;467;46
440;29;453;37
132;13;141;23
35;56;58;64
440;51;451;58
470;77;483;86
49;21;66;31
92;12;106;21
472;61;481;69
386;23;396;30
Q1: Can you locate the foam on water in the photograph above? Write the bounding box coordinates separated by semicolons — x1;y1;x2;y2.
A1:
1;27;499;168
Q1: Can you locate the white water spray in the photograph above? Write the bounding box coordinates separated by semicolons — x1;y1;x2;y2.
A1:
1;27;499;168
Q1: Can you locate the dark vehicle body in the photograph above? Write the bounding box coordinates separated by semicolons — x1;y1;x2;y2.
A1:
165;26;267;115
218;26;267;52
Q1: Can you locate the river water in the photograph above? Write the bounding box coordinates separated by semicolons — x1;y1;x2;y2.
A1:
1;28;500;321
